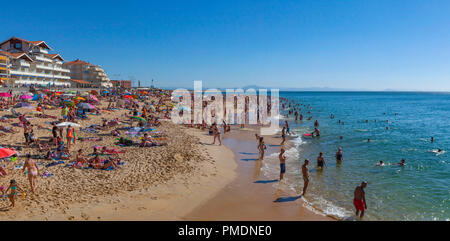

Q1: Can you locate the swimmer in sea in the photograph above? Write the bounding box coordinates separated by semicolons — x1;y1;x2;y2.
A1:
353;181;368;219
314;120;319;127
302;159;309;196
398;159;405;166
377;160;385;166
431;137;434;143
367;138;370;143
279;148;286;180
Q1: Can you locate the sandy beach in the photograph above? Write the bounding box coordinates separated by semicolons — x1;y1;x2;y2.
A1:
0;89;329;221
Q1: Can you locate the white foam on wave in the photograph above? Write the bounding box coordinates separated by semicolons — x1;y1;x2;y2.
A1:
260;134;353;220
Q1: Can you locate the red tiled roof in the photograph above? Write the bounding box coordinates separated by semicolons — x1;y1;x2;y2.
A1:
44;53;65;61
0;37;52;50
63;59;94;66
0;51;34;62
70;79;90;84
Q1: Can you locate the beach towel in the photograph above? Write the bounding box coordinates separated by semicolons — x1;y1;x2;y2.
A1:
45;160;64;167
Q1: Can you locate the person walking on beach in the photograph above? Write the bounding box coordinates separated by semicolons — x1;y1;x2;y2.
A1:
279;148;286;180
353;181;368;220
336;147;343;164
22;154;39;194
212;123;221;145
258;137;266;161
66;125;74;149
4;179;24;208
302;159;309;196
281;127;286;146
317;152;326;169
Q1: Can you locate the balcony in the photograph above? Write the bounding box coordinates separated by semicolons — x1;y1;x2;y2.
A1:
36;63;54;71
34;55;53;62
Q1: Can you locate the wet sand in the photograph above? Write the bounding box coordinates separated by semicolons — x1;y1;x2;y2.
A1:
184;126;331;221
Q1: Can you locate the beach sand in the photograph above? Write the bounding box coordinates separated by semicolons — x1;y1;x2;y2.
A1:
0;95;329;220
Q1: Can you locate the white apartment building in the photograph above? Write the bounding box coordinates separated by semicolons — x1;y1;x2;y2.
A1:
0;37;71;87
63;59;112;88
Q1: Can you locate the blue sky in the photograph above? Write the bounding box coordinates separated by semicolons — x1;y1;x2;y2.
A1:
2;0;450;90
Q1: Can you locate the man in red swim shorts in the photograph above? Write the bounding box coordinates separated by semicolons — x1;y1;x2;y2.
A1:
353;181;367;219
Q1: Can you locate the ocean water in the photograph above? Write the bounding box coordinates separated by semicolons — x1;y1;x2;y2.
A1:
262;92;450;221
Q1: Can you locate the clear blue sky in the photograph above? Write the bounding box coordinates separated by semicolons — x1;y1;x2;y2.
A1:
2;0;450;90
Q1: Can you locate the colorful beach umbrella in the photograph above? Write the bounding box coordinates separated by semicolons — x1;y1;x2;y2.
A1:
75;97;86;101
131;116;147;122
0;148;17;159
0;93;12;97
56;122;81;127
123;95;133;99
63;100;75;107
19;95;32;99
90;95;98;102
77;102;95;110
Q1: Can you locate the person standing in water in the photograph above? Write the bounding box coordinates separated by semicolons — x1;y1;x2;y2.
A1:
22;154;39;193
279;148;286;180
285;121;291;135
317;152;326;169
353;181;368;219
336;147;343;164
258;137;267;161
302;159;309;196
314;120;319;127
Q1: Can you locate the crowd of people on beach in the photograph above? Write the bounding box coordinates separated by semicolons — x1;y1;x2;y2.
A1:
0;87;174;209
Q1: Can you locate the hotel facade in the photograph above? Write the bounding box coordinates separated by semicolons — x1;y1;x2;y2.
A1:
63;59;112;88
0;37;71;87
0;55;10;85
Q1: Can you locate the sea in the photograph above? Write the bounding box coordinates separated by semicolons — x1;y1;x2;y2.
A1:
261;91;449;221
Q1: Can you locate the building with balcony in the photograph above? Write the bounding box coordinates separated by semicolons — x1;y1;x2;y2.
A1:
63;59;112;88
111;80;132;88
0;55;10;85
0;37;71;87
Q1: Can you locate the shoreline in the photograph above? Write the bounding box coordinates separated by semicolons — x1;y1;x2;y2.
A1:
184;125;332;221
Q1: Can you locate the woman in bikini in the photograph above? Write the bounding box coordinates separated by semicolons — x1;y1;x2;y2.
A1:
22;154;39;193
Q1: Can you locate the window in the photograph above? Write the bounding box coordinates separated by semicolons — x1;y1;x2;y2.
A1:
15;43;22;49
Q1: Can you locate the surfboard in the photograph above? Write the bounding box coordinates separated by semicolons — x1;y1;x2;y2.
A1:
303;133;312;136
